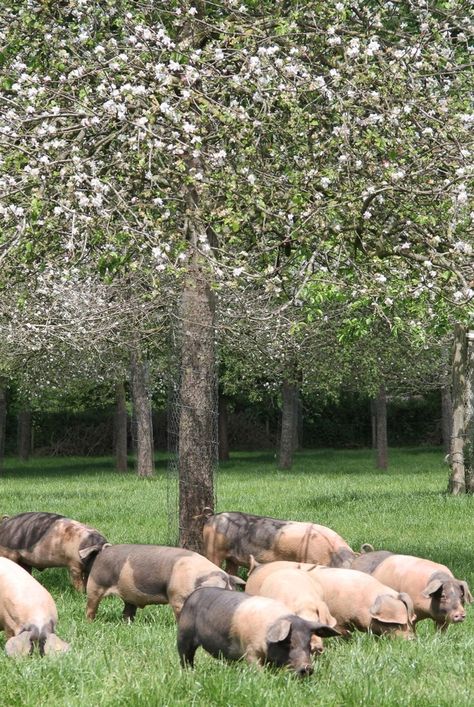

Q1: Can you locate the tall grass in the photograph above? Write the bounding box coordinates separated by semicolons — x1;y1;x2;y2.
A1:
0;448;473;706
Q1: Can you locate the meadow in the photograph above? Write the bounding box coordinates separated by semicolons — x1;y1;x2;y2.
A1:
0;448;473;707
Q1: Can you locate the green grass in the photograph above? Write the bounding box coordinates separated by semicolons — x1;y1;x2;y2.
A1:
0;448;473;706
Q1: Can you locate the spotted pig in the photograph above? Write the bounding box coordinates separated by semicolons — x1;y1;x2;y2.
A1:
350;551;472;630
0;511;108;591
202;510;357;575
86;544;245;621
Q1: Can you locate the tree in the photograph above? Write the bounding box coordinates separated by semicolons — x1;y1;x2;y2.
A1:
1;0;472;517
448;325;474;495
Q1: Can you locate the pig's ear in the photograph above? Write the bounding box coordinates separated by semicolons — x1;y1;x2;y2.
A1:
248;555;260;574
421;579;444;598
5;631;34;657
229;574;246;589
369;595;386;618
398;592;416;622
316;609;338;629
266;618;292;643
78;544;106;560
43;634;70;655
311;623;341;638
361;543;374;553
459;581;473;604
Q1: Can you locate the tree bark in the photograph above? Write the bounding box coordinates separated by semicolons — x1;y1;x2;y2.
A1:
370;398;377;449
375;383;388;470
178;266;216;551
464;331;474;493
114;381;128;473
218;395;230;462
278;380;298;470
441;384;453;455
0;382;6;471
130;351;154;478
17;409;32;462
448;324;466;494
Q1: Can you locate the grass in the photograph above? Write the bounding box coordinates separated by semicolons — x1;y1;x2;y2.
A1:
0;447;473;706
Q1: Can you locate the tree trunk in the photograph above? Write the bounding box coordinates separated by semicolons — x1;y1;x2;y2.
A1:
218;395;230;462
114;381;128;473
370;398;377;449
441;384;453;455
375;383;388;470
279;380;298;470
130;351;154;478
17;409;32;462
464;331;474;493
179;266;216;552
0;383;6;471
448;324;466;494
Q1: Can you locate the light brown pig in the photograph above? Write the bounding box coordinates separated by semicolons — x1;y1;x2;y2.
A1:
351;551;473;630
0;557;69;656
305;566;416;638
0;511;108;591
246;556;315;593
202;510;356;575
248;566;338;654
86;544;245;622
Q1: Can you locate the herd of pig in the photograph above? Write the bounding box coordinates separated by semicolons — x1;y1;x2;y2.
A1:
0;509;471;677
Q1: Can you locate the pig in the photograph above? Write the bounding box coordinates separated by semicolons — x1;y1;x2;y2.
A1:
202;510;357;575
246;566;338;655
0;557;69;656
85;544;246;622
177;586;339;675
0;511;108;591
350;551;473;630
306;566;416;638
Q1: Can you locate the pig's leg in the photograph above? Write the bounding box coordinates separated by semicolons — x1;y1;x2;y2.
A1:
70;565;86;592
177;631;197;668
122;603;137;623
86;584;105;620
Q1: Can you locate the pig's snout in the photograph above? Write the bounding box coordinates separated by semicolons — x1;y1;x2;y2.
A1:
295;663;313;677
451;611;465;623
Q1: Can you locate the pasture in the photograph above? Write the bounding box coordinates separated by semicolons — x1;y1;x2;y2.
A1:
0;448;473;706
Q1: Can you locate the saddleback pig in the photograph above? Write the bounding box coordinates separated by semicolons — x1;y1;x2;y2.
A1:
177;586;340;675
350;551;472;630
86;544;245;621
0;511;108;591
202;510;357;574
0;557;69;656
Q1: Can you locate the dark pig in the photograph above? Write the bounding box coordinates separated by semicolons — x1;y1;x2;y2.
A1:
202;510;356;575
351;551;472;630
177;586;339;675
0;557;69;656
0;511;108;591
86;544;245;621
